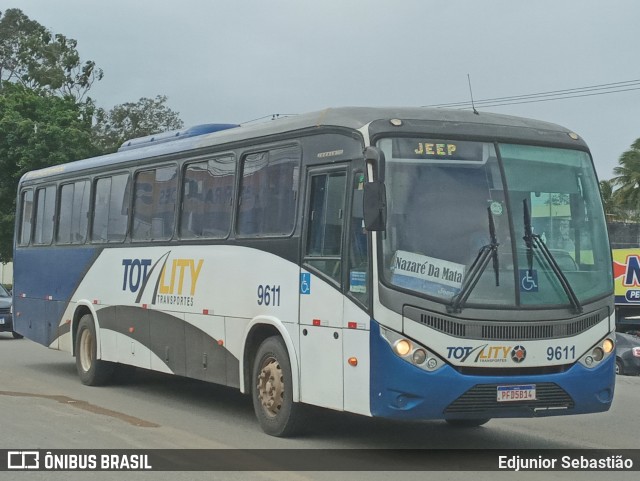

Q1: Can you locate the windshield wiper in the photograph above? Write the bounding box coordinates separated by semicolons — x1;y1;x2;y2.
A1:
522;199;583;313
449;207;499;313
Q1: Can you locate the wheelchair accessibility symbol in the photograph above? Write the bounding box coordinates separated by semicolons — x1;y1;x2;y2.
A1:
519;269;538;292
300;273;311;295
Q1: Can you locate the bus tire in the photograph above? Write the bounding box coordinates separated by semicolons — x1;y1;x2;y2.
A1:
252;336;303;437
445;418;490;427
75;314;114;386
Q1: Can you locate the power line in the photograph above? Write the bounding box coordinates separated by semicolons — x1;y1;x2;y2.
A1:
462;87;640;108
424;79;640;109
427;79;640;107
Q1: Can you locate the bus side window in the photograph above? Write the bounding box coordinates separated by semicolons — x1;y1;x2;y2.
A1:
18;189;34;246
34;185;56;245
92;178;110;242
237;146;301;237
92;174;130;243
304;171;347;284
132;165;177;241
181;155;235;239
58;180;90;244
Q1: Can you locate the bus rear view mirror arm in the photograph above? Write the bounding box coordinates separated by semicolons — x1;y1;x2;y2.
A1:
364;146;386;182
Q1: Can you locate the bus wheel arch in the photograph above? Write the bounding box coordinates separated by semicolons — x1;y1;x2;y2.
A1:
241;320;300;401
72;305;93;357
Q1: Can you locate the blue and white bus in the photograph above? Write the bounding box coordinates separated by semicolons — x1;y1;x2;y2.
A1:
13;108;615;436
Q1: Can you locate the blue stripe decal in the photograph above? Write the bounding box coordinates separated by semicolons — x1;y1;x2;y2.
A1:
14;247;100;300
13;247;100;345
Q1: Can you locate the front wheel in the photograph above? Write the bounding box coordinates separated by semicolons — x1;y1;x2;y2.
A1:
445;418;490;427
252;336;303;437
75;314;114;386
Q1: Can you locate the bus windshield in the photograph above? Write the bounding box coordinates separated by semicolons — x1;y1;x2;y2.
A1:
378;138;612;309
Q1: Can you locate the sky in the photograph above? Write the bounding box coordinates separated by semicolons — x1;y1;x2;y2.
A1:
4;0;640;181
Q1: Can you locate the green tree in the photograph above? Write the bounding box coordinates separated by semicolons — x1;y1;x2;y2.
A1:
612;138;640;213
599;179;627;222
92;95;184;153
0;9;184;261
0;83;100;261
0;8;103;101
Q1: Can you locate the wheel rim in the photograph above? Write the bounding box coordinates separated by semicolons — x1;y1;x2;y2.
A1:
256;356;284;418
616;362;620;374
79;328;93;372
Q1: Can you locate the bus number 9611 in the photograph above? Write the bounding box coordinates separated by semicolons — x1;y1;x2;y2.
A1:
546;345;575;361
257;284;281;306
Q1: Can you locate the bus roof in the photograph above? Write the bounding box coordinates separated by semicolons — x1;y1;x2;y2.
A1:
20;107;580;183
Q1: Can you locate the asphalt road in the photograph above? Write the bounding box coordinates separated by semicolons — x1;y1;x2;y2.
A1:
1;333;638;481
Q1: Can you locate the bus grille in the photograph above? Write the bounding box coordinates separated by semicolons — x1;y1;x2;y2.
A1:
0;307;10;315
405;306;606;340
444;383;574;414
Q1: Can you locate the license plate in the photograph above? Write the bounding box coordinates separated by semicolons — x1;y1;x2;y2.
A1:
497;384;536;402
0;318;4;325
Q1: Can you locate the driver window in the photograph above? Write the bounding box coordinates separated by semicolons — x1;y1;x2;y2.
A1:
304;170;347;284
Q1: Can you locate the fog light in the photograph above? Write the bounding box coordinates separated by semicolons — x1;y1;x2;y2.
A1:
584;356;594;366
427;358;438;369
394;339;412;356
592;347;604;362
413;349;427;364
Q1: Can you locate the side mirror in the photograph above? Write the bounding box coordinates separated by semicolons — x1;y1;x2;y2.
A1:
363;181;387;231
362;146;387;231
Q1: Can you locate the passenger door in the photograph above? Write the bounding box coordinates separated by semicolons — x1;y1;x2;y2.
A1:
299;166;348;410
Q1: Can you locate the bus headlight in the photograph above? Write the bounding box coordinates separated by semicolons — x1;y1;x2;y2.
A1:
602;338;614;354
394;339;412;356
380;326;443;372
579;332;615;369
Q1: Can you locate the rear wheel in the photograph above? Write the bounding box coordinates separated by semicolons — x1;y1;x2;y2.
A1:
445;418;490;427
75;314;114;386
12;331;23;339
252;336;303;437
